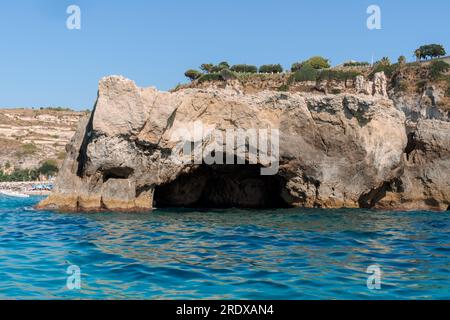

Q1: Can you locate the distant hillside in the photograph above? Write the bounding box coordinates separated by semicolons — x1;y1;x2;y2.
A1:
0;108;87;175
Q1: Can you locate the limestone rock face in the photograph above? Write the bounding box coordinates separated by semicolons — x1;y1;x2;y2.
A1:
38;75;449;212
392;85;449;122
93;76;157;136
373;72;388;97
356;75;372;95
375;120;450;211
356;72;388;97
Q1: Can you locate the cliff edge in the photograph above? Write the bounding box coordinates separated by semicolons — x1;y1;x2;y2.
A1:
37;73;450;211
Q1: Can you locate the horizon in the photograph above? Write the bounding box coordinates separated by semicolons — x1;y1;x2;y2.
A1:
1;0;449;110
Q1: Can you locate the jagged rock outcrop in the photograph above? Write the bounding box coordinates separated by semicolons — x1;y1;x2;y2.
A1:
356;72;388;97
38;74;450;212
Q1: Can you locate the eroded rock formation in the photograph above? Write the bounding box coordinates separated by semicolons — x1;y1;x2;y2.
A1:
37;74;450;212
356;72;388;97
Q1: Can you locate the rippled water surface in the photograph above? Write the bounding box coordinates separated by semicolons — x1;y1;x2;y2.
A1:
0;196;449;299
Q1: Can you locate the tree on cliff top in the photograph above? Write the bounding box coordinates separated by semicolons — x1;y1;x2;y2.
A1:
305;56;330;69
200;63;214;73
415;44;446;61
230;64;258;73
184;69;202;81
378;57;391;66
200;62;230;73
291;63;318;82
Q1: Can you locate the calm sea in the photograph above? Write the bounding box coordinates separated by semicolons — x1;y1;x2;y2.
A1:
0;196;448;299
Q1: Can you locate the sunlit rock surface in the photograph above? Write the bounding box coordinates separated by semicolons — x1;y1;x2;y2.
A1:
38;74;449;212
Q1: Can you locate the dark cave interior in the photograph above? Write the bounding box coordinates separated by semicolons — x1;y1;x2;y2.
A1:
153;164;290;209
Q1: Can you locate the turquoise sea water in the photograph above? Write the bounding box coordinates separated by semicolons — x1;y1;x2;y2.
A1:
0;195;448;300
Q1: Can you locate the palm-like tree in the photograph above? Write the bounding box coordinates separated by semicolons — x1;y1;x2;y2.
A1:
380;57;391;66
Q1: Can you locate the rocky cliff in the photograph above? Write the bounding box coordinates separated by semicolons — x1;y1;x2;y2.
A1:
38;73;450;212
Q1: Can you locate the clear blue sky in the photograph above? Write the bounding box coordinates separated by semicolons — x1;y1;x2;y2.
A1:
0;0;449;110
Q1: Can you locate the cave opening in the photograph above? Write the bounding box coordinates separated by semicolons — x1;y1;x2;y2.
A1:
153;164;290;209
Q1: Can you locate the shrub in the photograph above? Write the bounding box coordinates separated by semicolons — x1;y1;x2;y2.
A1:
0;168;39;182
345;70;362;80
220;69;237;81
343;61;370;67
444;76;450;97
396;81;408;92
292;63;318;82
259;64;283;73
21;143;38;155
290;62;304;72
305;56;330;69
38;160;59;176
198;63;226;73
258;65;270;73
429;60;450;80
210;61;230;73
218;61;230;69
317;70;361;82
197;73;223;83
278;84;289;92
331;89;342;94
200;63;214;73
416;80;428;93
39;106;73;112
370;62;397;78
0;159;60;181
184;69;202;81
230;64;258;73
